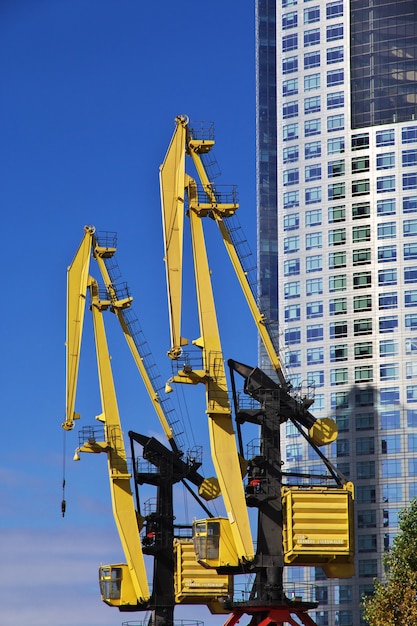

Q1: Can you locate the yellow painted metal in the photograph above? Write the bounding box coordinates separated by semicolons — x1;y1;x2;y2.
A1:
160;118;254;563
160;115;189;359
99;564;138;607
308;417;338;446
192;518;239;570
87;278;150;604
92;246;178;451
173;539;232;613
63;225;95;430
281;484;354;577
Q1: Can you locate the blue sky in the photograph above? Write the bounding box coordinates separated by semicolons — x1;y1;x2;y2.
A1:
0;2;258;625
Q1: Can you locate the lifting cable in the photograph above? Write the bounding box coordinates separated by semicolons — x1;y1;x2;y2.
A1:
61;430;67;518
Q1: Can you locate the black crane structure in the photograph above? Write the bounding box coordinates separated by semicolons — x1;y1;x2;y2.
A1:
122;356;347;626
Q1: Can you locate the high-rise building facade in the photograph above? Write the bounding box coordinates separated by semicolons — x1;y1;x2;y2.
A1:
256;1;417;624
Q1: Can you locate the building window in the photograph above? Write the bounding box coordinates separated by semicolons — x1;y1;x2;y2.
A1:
282;56;298;74
353;295;372;312
377;175;396;193
283;145;299;163
307;324;324;341
282;10;298;29
328;182;345;200
306;255;322;272
283;101;299;119
355;365;373;383
382;434;402;454
378;268;397;286
285;304;300;322
379;292;397;309
405;290;417;307
329;228;346;245
283;168;299;186
283;213;300;231
328;159;345;177
377;153;395;170
305;118;321;136
284;281;301;299
329;251;346;269
353;272;371;289
327;114;344;132
378;222;396;239
357;486;376;504
358;535;377;553
326;23;343;41
307;347;324;365
354;318;372;335
304;51;320;69
282;33;298;52
305;209;322;226
305;232;322;249
352;179;370;196
326;0;343;18
327;91;344;110
304;28;320;47
357;460;375;479
304;96;320;114
376;129;395;147
402;126;417;144
305;186;322;204
327;136;345;154
358;510;377;528
285;327;301;346
330;344;348;362
404;266;417;283
305;163;321;181
304;73;320;91
405;313;417;330
354;341;372;358
305;141;321;159
378;245;396;263
403;149;417;167
353;248;371;265
283;191;300;209
284;258;300;275
306;300;323;318
306;277;323;295
283;123;299;142
380;363;399;381
404;244;417;259
382;459;402;478
283;78;298;97
403;173;417;190
330;320;347;338
331;368;348;386
377;199;396;215
379;316;398;333
328;205;345;222
380;388;400;406
329;274;347;292
330;297;347;315
284;235;300;253
404;196;417;213
352;133;369;150
327;68;344;86
380;339;398;357
304;6;320;23
352;225;370;243
327;45;344;64
404;219;417;237
285;349;301;367
352;156;369;173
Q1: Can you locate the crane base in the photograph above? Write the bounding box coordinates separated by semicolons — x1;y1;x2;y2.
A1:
223;604;319;626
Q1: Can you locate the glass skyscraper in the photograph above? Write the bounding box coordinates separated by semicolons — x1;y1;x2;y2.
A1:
256;1;417;624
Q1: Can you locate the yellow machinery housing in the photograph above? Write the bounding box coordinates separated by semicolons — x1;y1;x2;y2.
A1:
173;538;232;613
282;484;355;578
192;518;239;570
99;564;138;608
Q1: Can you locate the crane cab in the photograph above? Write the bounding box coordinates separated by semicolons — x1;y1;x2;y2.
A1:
99;564;137;608
192;517;239;569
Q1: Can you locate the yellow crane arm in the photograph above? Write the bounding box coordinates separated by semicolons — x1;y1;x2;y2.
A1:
63;226;95;430
87;277;150;604
160;118;254;563
159;115;188;359
92;250;179;454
